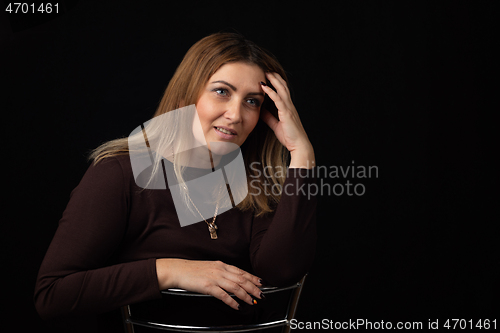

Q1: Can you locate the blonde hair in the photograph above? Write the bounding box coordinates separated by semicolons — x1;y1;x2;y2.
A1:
89;32;290;217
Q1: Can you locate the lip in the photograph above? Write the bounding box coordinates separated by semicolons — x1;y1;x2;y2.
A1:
214;126;237;140
214;126;238;135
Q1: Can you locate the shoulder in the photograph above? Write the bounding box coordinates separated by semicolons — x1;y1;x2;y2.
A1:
78;154;135;193
88;153;132;172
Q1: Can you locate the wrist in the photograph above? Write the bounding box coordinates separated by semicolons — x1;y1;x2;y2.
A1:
156;258;179;290
289;145;316;169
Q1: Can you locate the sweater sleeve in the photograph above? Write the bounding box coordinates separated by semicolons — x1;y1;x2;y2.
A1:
250;167;318;287
34;157;161;321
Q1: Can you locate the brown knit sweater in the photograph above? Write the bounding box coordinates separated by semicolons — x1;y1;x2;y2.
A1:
34;154;317;328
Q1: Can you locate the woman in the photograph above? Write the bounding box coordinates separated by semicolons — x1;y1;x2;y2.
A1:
34;32;318;331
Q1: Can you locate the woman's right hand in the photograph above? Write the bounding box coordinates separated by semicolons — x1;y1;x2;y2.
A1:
156;258;264;310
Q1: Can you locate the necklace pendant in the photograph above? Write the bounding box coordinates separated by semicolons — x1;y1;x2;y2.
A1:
208;223;218;240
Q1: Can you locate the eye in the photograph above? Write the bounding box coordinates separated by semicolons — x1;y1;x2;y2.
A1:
213;88;229;97
246;98;261;108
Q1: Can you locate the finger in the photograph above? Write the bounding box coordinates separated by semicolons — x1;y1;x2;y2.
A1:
217;278;255;305
260;84;289;117
213;260;261;286
223;266;264;301
260;108;279;132
266;72;288;95
208;285;241;310
265;73;293;108
266;73;296;112
224;272;264;302
269;72;289;91
224;264;263;287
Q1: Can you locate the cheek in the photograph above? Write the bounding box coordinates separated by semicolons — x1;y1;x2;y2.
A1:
195;102;213;129
240;116;259;141
247;112;261;131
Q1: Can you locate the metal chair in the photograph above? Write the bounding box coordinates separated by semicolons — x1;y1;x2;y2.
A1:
121;275;307;332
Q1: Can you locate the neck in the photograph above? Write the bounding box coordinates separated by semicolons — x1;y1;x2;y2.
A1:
166;147;222;170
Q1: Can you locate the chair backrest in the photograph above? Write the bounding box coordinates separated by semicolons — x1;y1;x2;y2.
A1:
121;275;307;333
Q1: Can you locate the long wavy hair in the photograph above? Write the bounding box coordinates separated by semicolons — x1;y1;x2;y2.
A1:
89;32;290;217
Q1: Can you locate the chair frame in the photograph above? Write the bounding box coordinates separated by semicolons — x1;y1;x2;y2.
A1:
121;275;307;333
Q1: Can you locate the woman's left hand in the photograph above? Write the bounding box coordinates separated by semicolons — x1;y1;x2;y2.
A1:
260;72;315;167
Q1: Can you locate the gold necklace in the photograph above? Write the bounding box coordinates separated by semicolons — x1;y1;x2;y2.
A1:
173;145;222;239
185;188;222;239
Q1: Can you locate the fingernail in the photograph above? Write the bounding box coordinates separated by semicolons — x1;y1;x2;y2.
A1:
237;304;241;310
253;299;258;305
260;81;267;86
258;278;263;284
260;292;266;299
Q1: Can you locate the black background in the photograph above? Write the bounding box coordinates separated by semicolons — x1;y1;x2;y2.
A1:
1;0;496;331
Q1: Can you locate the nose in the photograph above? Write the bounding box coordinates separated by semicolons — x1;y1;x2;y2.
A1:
224;100;242;123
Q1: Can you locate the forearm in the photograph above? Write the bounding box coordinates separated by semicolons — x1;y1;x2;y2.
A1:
251;167;318;286
35;258;160;320
253;212;317;286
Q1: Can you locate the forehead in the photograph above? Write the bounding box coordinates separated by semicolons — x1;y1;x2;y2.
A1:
210;62;265;82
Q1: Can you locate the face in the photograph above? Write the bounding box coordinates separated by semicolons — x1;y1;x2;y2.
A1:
193;62;266;156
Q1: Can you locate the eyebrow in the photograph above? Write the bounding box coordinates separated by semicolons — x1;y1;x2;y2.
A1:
211;80;264;97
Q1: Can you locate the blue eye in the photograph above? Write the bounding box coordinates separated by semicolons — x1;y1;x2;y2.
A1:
214;88;228;96
248;99;261;107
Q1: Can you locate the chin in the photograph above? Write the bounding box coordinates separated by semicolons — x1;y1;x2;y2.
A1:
208;141;241;156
